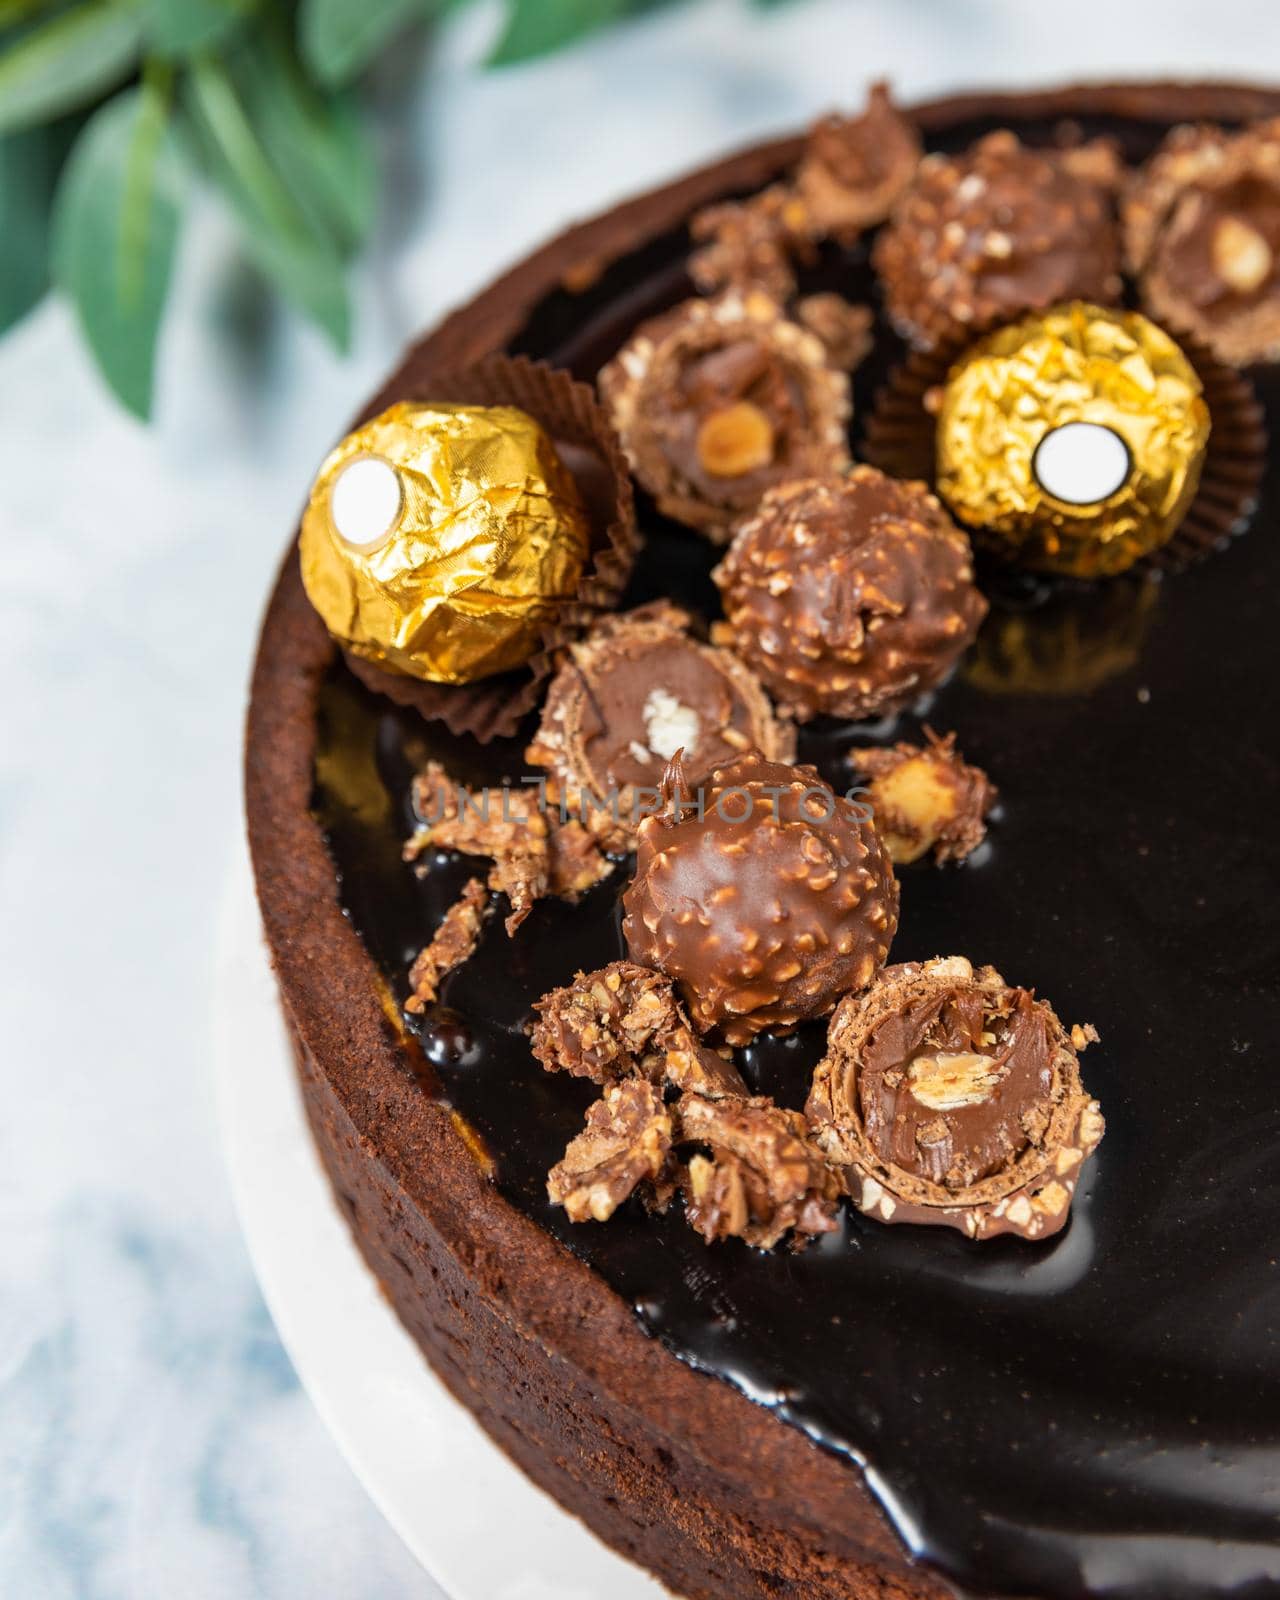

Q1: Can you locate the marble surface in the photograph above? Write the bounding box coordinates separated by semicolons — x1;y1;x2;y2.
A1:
1;3;1274;1595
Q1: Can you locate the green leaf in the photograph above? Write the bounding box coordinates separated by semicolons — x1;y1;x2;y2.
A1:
184;56;349;347
235;35;376;252
0;3;142;135
0;123;61;332
298;0;427;87
137;0;257;57
51;80;183;417
487;0;631;65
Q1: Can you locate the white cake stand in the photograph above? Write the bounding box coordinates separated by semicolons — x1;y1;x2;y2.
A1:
214;844;667;1600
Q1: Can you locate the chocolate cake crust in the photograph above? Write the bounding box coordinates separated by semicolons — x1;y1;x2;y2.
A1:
248;80;1280;1600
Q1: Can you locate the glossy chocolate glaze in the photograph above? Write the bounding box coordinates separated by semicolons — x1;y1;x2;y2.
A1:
314;107;1280;1600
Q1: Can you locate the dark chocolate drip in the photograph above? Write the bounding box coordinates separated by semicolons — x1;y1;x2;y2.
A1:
312;106;1280;1600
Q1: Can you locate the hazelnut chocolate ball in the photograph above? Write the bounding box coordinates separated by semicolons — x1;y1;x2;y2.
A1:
622;754;898;1044
806;956;1104;1241
526;602;794;848
872;130;1123;350
1123;117;1280;367
598;290;851;542
713;467;987;722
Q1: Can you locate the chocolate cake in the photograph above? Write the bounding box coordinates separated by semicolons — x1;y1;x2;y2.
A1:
246;82;1280;1600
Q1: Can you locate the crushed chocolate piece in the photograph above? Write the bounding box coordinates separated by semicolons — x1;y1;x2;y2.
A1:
873;129;1123;349
405;762;612;934
793;294;875;371
850;729;995;865
405;878;491;1014
531;961;682;1084
662;1025;748;1100
547;816;613;897
689;183;815;303
623;752;898;1045
1123;117;1280;366
677;1093;840;1248
548;1080;674;1223
526;602;795;848
807;957;1103;1241
598;290;851;542
713;468;987;722
530;959;749;1099
796;82;922;242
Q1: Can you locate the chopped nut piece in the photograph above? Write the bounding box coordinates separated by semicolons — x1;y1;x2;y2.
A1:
807;958;1103;1242
796;83;922;242
1213;215;1273;294
677;1093;840;1249
794;294;874;371
405;878;490;1014
662;1025;748;1100
696;401;776;478
548;1081;673;1223
851;729;996;865
531;961;682;1084
689;183;814;302
1124;117;1280;365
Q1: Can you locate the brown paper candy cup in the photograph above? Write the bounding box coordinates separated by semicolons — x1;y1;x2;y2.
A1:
861;332;1266;576
340;352;639;741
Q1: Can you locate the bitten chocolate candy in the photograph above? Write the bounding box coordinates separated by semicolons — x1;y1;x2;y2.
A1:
598;290;851;542
622;753;898;1045
526;602;794;848
873;130;1123;350
936;302;1210;577
796;81;922;243
1124;117;1280;367
850;729;995;865
712;467;987;722
807;956;1103;1242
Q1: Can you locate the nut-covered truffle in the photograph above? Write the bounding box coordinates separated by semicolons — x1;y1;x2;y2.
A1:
851;729;995;865
807;957;1103;1241
873;130;1123;350
598;291;851;542
1123;118;1280;367
622;753;899;1044
526;602;795;848
935;302;1210;577
712;468;987;722
796;82;922;243
677;1093;840;1248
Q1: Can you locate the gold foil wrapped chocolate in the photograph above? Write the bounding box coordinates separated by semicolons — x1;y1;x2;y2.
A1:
936;302;1210;577
300;402;591;684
